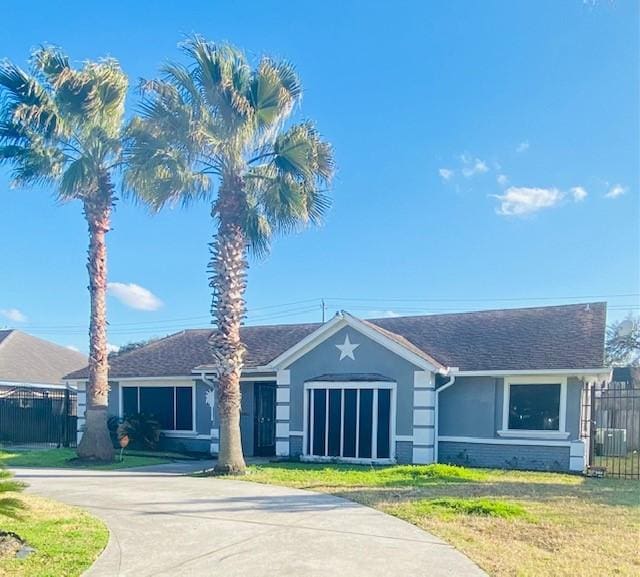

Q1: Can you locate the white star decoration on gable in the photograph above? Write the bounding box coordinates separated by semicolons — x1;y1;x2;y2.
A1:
336;334;359;361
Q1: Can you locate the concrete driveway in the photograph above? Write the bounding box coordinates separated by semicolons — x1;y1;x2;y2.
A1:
13;464;486;577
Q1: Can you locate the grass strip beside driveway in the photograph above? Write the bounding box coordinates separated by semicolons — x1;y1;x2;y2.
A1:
0;492;107;577
0;448;171;470
242;462;640;577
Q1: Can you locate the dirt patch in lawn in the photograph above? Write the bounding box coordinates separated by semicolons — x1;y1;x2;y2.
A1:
0;532;24;560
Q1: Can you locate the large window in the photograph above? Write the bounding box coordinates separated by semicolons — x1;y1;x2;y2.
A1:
508;383;561;431
305;383;394;461
122;385;193;431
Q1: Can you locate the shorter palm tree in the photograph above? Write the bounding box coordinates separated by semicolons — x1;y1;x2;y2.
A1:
0;47;128;460
125;37;334;474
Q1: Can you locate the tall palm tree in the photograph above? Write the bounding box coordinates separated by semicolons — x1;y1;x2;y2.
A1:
124;37;334;474
0;47;127;461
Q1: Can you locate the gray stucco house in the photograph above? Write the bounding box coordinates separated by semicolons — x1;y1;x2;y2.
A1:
66;302;609;472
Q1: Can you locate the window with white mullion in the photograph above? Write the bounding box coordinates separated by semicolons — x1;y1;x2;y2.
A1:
324;388;329;457
306;384;393;460
372;389;378;460
355;389;360;459
340;389;345;458
309;389;315;456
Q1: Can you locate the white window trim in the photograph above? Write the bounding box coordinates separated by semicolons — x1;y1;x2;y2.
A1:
303;381;396;462
119;381;197;435
501;376;568;439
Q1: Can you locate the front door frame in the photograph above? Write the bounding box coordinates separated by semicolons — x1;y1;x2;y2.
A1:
253;382;277;457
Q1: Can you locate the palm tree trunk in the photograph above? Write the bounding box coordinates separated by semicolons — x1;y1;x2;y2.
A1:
76;176;114;461
209;180;248;475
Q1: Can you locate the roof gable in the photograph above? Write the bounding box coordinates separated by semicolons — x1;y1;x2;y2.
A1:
267;312;445;372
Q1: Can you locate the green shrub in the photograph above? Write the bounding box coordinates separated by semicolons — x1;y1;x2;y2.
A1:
116;413;161;451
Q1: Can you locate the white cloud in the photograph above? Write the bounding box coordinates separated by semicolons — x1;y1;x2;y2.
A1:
571;186;588;202
65;345;80;352
461;155;489;177
107;282;163;311
494;186;564;216
605;184;627;199
438;168;454;181
0;308;27;323
516;141;530;153
107;343;120;354
367;310;401;318
497;174;509;187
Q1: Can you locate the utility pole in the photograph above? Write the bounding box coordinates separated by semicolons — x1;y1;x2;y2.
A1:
321;298;326;323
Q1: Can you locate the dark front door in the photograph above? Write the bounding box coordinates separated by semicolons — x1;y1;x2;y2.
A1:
254;383;276;456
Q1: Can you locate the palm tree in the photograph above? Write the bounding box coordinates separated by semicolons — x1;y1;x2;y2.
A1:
124;37;334;474
0;47;127;461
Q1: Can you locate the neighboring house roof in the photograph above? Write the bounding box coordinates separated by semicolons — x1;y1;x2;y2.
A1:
65;302;606;380
0;330;88;385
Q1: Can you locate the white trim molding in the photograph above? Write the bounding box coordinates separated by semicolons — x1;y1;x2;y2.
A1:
497;429;570;440
439;435;573;447
275;370;291;457
413;370;436;464
456;368;611;378
501;376;568;440
569;440;586;472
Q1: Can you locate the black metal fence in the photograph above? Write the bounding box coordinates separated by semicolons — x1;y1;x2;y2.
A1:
582;379;640;479
0;385;77;448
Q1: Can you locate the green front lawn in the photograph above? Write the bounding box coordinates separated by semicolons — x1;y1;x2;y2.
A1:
0;448;172;470
0;492;108;576
243;462;640;577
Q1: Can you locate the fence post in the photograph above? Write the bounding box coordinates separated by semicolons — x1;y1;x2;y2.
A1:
63;388;70;448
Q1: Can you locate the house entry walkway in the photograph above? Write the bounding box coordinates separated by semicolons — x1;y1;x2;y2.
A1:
13;464;486;576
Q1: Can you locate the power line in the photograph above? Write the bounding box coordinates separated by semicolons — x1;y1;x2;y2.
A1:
14;293;639;336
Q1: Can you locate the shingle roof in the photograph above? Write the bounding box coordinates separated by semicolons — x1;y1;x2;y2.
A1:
65;302;606;379
372;302;606;371
0;330;88;385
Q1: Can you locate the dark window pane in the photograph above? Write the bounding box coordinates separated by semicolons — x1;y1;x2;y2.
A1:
343;389;357;457
328;389;342;456
358;389;373;458
377;389;391;459
307;390;312;454
140;387;174;430
122;387;138;417
312;389;326;456
175;387;193;431
508;384;560;430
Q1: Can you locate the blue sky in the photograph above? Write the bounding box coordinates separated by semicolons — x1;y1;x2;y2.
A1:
0;0;638;353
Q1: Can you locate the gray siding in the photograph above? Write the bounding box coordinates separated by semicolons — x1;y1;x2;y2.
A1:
107;381;119;415
438;377;497;437
195;381;211;435
439;441;570;471
290;435;303;457
395;441;413;464
566;377;582;441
